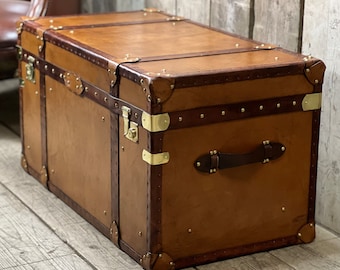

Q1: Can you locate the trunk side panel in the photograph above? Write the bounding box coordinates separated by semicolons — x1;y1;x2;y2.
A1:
161;111;313;259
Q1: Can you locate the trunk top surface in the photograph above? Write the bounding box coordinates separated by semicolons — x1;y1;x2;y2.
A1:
27;11;309;80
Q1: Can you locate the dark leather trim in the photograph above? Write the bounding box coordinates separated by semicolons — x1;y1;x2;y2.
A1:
21;50;317;132
174;235;298;269
25;164;41;182
148;132;164;253
48;182;111;238
308;108;320;222
111;112;120;234
169;94;306;130
40;66;48;184
119;239;143;265
21;19;307;90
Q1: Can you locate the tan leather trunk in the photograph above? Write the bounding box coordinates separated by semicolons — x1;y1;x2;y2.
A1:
18;10;326;270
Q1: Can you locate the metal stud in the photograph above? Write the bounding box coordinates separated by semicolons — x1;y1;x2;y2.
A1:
52;68;55;74
274;56;279;61
178;116;183;122
281;206;286;212
221;110;226;116
101;116;105;122
306;68;310;73
138;231;143;237
292;101;297;106
276;103;281;108
235;43;239;47
315;79;319;84
187;228;192;233
94;92;98;96
196;162;201;167
104;97;108;102
103;210;107;215
281;146;286;152
241;108;246;113
259;105;264;111
200;113;205;119
298;232;302;238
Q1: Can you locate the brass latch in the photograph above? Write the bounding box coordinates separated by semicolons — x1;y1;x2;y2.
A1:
122;106;138;143
25;55;35;83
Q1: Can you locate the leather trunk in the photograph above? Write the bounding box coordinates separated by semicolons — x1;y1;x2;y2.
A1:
18;10;326;270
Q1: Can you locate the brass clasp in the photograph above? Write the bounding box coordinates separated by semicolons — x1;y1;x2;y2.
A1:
25;55;35;83
122;106;138;143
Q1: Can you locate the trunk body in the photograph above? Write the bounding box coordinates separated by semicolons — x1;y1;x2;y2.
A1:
18;10;325;270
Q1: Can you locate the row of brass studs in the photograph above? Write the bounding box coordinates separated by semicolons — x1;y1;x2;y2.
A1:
177;100;298;122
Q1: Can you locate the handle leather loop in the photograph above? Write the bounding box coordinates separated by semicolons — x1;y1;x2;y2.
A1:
194;141;286;174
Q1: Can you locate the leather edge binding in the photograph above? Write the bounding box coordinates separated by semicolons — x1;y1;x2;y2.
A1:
48;182;111;238
21;49;322;132
174;235;298;269
147;132;164;254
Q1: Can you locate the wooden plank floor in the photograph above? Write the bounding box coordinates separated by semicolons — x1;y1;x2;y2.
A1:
1;80;340;269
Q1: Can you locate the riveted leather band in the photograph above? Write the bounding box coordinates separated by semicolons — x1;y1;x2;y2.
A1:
21;49;320;133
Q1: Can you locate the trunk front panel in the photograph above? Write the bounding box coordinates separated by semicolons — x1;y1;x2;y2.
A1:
45;76;112;228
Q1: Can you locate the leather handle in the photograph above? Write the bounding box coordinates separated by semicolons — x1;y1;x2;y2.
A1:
194;141;286;174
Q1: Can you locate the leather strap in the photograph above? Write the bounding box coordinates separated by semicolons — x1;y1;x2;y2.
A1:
194;141;286;173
